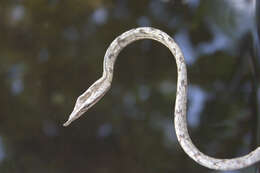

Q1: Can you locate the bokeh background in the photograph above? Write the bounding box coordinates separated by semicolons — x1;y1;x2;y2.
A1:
0;0;259;172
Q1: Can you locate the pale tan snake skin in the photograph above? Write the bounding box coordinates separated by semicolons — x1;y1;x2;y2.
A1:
63;27;260;170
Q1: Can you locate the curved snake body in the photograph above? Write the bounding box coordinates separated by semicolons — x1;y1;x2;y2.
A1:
64;27;260;170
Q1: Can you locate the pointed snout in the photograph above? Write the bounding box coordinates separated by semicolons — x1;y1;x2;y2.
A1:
63;109;84;127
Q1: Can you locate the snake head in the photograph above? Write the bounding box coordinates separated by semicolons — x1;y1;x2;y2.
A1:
63;77;110;127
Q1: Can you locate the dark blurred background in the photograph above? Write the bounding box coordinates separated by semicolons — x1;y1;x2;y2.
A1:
0;0;259;172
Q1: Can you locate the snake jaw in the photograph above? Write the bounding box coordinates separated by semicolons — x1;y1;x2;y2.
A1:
64;77;110;127
63;93;92;127
63;107;83;127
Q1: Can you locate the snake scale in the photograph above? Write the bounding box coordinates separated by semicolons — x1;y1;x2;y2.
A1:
63;27;260;170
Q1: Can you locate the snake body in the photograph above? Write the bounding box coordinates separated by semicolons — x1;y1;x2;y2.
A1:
64;27;260;170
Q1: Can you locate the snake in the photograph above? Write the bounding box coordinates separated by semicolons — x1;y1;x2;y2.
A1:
63;27;260;170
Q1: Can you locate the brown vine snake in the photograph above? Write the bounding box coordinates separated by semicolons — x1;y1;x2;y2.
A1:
63;27;260;170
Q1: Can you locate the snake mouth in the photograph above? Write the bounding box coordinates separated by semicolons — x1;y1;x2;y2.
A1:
63;89;92;126
63;92;99;127
63;108;84;127
63;77;110;127
63;94;103;127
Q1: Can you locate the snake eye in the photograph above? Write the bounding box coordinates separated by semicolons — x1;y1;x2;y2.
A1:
73;91;92;109
77;91;91;104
